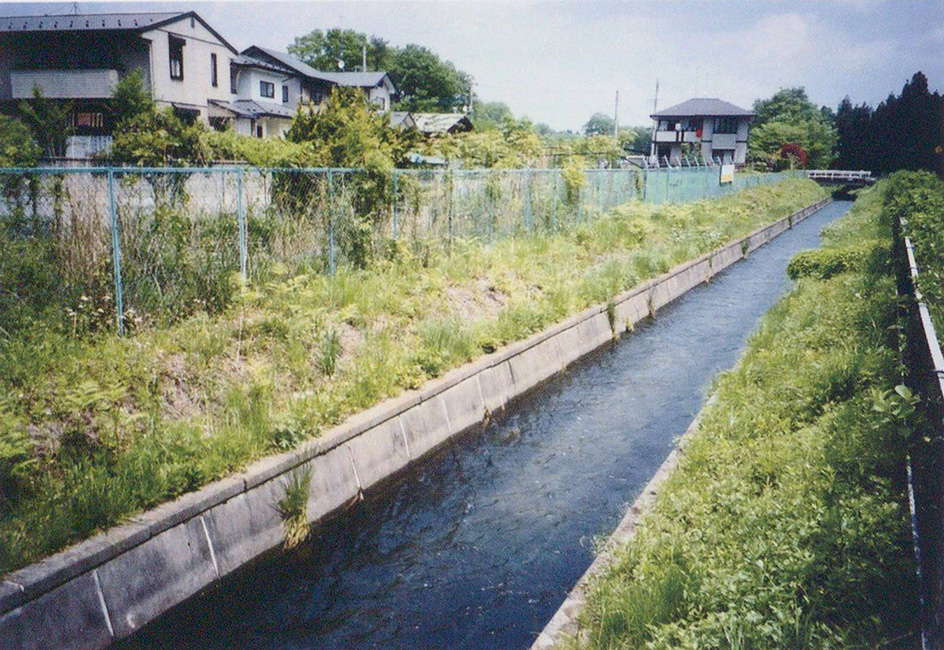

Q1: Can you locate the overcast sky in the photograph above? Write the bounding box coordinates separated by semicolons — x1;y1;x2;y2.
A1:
4;0;942;130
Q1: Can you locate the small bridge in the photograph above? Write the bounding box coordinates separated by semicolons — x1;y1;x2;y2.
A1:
806;170;876;186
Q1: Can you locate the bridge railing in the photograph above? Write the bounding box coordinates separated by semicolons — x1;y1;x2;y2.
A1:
806;169;874;181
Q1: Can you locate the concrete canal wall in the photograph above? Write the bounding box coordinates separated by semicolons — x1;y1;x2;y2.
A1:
0;198;832;650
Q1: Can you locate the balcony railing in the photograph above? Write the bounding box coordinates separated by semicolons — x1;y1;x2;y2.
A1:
11;69;119;99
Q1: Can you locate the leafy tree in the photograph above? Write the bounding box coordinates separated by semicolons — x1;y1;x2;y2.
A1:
471;100;513;131
387;44;470;112
110;70;154;122
288;28;389;72
749;87;837;168
17;88;73;159
583;112;616;136
0;115;41;167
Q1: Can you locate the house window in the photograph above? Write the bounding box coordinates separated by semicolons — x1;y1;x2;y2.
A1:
169;35;185;81
260;80;275;99
714;117;738;134
282;85;289;103
230;65;238;94
211;53;218;87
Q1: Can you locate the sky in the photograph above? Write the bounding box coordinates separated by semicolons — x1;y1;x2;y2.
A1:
2;0;942;131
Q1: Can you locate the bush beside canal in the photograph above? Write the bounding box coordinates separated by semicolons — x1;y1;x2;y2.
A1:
0;179;827;574
569;182;919;649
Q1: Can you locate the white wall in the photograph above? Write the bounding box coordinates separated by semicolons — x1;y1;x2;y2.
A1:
237;68;301;109
141;16;235;117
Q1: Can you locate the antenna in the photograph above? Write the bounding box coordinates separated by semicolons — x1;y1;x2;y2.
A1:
613;89;619;143
362;45;367;72
650;79;659;162
72;2;79;14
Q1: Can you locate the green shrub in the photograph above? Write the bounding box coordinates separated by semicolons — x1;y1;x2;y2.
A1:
786;242;879;280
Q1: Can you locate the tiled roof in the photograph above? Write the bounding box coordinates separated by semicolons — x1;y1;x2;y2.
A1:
0;11;238;53
0;12;184;32
242;46;395;91
651;98;754;118
214;99;296;119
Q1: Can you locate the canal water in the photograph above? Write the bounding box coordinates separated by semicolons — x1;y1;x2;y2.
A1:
122;201;851;650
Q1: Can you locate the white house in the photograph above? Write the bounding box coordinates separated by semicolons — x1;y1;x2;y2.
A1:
0;11;400;155
650;98;754;166
0;11;240;156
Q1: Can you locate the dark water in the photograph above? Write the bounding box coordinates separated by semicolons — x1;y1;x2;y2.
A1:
123;202;851;650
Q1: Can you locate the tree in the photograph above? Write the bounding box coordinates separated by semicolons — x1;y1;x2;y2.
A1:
833;72;943;178
0;115;41;167
110;70;154;122
17;88;74;159
288;28;389;72
471;101;513;131
748;87;837;168
387;44;470;112
583;112;615;136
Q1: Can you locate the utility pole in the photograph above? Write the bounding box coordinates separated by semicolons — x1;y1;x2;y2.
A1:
362;45;367;71
649;79;660;163
613;89;619;143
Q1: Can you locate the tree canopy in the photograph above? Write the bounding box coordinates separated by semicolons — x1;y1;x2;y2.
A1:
749;87;837;169
288;28;389;73
583;112;616;136
834;72;943;177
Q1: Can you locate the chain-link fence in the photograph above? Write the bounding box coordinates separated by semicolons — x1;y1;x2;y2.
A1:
0;165;800;337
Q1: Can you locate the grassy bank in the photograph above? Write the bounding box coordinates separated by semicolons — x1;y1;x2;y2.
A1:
0;179;827;573
567;183;918;649
883;170;943;338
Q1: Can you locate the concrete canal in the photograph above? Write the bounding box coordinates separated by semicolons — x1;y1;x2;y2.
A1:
121;201;852;650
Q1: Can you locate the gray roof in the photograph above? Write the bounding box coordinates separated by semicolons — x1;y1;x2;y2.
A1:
0;11;237;52
242;46;395;92
213;99;296;119
651;98;754;119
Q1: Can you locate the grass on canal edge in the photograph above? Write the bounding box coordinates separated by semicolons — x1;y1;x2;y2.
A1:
0;179;828;574
565;182;919;649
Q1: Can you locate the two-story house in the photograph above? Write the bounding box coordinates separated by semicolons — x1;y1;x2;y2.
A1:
0;11;399;155
649;98;754;166
0;11;240;157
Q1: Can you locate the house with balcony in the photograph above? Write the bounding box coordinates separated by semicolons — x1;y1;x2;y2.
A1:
0;11;240;157
649;98;754;166
0;11;399;156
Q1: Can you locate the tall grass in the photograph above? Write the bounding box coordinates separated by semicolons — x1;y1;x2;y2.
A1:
0;179;828;573
569;183;917;650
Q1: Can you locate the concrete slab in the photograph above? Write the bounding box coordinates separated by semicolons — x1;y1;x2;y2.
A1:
478;361;515;414
400;397;452;461
4;520;151;606
554;324;592;369
306;445;360;523
439;376;486;435
143;477;244;537
343;417;411;493
201;478;285;577
0;581;25;614
614;289;650;331
0;571;112;650
97;517;216;639
745;229;768;254
709;241;743;276
507;337;562;395
649;274;680;312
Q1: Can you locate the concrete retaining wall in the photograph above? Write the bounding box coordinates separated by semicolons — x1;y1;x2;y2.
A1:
0;198;831;649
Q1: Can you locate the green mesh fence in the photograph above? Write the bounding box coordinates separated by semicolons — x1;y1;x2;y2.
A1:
0;165;802;336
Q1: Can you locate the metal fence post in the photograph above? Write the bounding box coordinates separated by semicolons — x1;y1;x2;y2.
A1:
237;167;247;280
551;170;559;232
327;169;336;274
524;168;533;231
448;171;454;241
107;168;124;336
392;171;399;239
